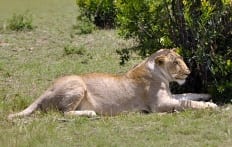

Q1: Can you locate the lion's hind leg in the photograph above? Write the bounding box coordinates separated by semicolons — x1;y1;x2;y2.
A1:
57;85;86;113
59;85;97;117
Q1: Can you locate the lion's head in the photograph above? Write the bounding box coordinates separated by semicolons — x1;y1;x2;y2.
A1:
148;48;190;85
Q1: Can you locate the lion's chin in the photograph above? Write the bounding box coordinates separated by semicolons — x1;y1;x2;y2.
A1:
175;79;186;85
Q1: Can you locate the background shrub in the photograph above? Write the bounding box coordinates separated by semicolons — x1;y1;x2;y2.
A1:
7;11;34;31
116;0;174;55
76;0;116;28
116;0;232;103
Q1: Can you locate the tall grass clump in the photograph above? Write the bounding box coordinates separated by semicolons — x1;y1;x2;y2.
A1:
64;44;87;55
72;15;96;35
7;11;34;31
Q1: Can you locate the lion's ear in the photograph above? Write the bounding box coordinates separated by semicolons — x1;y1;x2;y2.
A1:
171;48;178;52
171;48;182;55
155;55;166;65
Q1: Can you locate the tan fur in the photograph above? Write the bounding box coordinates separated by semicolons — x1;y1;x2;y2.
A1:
8;48;217;119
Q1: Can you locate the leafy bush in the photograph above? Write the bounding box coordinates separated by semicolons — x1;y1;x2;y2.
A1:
116;0;232;102
116;0;173;55
7;11;34;31
76;0;116;28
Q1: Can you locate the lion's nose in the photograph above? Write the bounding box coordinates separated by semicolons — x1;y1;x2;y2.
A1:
185;69;191;75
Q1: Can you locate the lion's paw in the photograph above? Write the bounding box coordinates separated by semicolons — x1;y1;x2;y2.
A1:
205;102;218;109
64;110;97;117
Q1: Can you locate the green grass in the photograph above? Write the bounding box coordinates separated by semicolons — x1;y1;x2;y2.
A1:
0;0;232;146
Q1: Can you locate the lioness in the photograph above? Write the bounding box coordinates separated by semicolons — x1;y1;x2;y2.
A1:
8;48;217;119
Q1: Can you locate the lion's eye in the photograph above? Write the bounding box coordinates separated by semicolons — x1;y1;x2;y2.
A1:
173;61;178;65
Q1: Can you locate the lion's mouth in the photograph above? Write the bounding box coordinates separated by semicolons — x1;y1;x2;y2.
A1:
175;77;187;80
175;74;188;80
171;73;188;81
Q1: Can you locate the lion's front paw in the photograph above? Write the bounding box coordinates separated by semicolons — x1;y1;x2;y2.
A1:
64;110;97;117
205;102;218;109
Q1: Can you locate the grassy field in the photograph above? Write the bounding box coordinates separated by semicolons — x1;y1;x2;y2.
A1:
0;0;232;146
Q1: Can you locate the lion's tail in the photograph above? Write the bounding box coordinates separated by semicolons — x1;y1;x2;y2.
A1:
8;96;45;120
